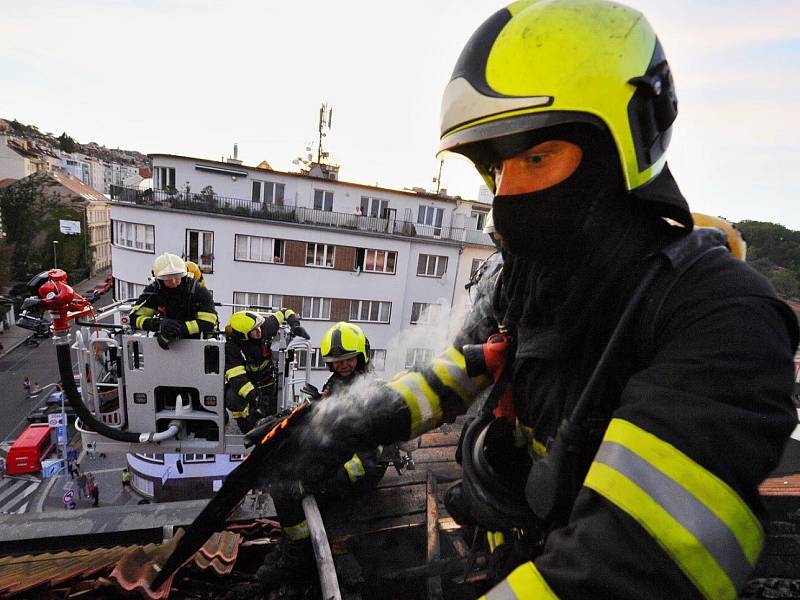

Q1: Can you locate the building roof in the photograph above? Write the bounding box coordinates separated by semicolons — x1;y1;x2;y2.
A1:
149;153;478;205
0;178;17;189
49;172;107;203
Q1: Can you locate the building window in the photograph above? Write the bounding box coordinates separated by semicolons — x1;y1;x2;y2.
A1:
306;243;335;268
360;196;389;218
132;472;154;497
295;348;327;370
235;234;284;263
134;453;165;464
355;248;396;274
471;209;489;231
252;180;285;204
369;349;386;371
349;299;391;323
115;279;145;301
183;453;215;463
417;206;444;236
229;454;245;462
302;296;332;320
313;189;333;211
233;291;283;311
410;302;442;325
470;258;483;278
154;166;175;191
186;229;214;273
112;220;155;252
417;254;448;278
405;348;434;369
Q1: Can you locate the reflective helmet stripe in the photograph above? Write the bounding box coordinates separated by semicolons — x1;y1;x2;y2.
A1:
481;562;558;599
584;418;762;600
344;454;366;483
285;519;310;541
386;372;442;438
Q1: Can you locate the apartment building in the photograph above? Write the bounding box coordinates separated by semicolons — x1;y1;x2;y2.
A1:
110;153;494;389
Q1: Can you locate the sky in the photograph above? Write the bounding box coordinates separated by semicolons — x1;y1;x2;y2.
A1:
3;0;799;229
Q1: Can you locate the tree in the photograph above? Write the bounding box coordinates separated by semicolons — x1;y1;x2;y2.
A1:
738;220;800;301
58;132;76;153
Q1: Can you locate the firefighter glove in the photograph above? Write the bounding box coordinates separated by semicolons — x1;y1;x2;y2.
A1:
157;334;171;350
286;314;310;339
160;318;184;338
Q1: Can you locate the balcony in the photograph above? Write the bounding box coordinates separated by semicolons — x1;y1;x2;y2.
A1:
110;186;494;247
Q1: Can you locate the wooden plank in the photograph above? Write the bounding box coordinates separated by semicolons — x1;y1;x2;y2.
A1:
426;471;443;599
328;513;424;540
411;447;457;464
324;484;427;523
419;432;461;448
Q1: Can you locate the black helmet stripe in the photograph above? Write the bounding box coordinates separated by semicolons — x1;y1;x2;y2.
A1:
450;8;513;98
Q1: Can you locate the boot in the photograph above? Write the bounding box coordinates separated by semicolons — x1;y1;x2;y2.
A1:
256;537;316;592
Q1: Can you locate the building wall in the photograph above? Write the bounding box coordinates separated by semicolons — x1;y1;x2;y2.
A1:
0;135;29;180
86;202;111;273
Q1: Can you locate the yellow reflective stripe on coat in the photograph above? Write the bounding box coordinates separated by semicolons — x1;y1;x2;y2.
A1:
239;381;255;399
584;418;762;600
185;320;200;335
225;365;247;381
196;311;218;325
228;405;249;419
481;562;558;599
386;371;442;438
285;519;310;541
133;306;156;317
515;421;548;458
344;454;366;483
431;346;490;407
487;531;506;553
135;315;150;329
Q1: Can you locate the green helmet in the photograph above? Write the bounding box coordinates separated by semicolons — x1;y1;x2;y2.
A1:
438;0;678;193
320;322;370;371
228;311;265;339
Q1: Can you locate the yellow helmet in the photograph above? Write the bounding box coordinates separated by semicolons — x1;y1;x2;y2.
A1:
438;0;678;193
229;311;265;339
185;261;205;285
320;322;370;371
692;213;747;261
152;253;187;279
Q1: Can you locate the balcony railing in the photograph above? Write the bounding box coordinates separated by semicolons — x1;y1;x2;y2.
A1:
110;186;494;247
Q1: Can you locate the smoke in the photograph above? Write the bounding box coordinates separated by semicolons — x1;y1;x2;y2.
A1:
258;253;504;490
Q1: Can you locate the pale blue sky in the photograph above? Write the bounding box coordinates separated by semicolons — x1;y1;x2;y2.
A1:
3;0;798;228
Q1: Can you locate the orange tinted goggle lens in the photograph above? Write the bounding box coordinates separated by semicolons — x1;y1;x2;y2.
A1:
495;140;582;196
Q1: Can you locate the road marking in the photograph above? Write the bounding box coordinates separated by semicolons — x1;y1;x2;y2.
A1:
14;502;28;514
0;482;39;513
0;479;26;505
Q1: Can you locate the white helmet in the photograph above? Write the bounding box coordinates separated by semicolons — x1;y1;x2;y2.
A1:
152;253;187;280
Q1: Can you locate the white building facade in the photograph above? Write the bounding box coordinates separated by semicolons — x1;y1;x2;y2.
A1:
111;154;494;388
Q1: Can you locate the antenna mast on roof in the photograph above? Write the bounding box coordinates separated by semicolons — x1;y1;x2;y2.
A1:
317;102;333;164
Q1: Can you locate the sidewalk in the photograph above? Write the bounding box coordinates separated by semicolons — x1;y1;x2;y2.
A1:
0;269;111;360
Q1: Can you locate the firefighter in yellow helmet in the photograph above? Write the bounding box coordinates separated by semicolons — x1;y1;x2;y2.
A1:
185;261;206;286
130;253;218;349
224;308;309;433
279;2;798;599
256;321;392;594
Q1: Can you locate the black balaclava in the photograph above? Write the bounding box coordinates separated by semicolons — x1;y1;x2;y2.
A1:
491;123;623;261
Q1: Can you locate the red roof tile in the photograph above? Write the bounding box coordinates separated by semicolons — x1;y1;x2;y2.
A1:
760;474;800;496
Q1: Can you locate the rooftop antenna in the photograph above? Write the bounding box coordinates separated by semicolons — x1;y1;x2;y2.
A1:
433;160;444;194
317;102;333;164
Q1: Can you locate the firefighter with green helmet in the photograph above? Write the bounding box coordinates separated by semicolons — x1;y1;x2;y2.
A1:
224;308;309;433
130;253;218;350
256;321;391;594
283;2;798;598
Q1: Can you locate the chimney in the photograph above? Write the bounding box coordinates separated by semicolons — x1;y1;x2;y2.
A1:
227;143;243;165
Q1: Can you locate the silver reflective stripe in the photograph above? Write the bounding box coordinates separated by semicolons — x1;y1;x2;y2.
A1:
485;579;516;600
403;373;434;428
595;441;752;589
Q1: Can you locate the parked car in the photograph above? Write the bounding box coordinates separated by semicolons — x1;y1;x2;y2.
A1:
83;290;98;303
93;281;111;296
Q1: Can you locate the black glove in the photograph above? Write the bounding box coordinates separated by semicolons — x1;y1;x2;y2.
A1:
286;314;310;339
291;325;310;340
157;334;171;350
160;318;184;338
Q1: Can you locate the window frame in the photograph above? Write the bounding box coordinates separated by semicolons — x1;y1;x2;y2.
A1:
234;234;285;264
356;248;397;274
305;242;335;268
369;349;386;371
185;229;214;273
154;166;175;191
232;291;283;312
313;189;334;211
360;196;389;218
349;299;392;323
112;219;155;253
182;453;215;464
252;179;285;204
301;296;332;320
410;302;442;325
405;348;434;369
416;254;448;278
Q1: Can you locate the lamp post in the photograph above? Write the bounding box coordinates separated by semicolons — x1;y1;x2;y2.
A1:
52;240;59;269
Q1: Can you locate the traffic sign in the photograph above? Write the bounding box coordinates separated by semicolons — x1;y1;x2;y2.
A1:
56;425;67;445
48;413;65;428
